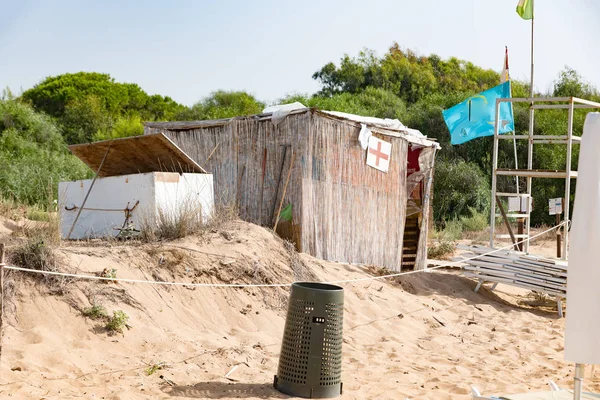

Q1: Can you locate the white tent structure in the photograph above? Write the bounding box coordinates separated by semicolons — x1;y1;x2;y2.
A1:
565;112;600;398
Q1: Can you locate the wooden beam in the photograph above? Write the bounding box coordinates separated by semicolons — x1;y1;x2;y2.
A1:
495;196;520;251
66;145;111;240
236;165;246;209
273;150;296;233
270;145;290;224
258;148;267;223
202;142;220;168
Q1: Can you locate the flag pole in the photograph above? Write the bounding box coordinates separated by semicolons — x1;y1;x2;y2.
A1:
525;0;535;253
529;1;534;100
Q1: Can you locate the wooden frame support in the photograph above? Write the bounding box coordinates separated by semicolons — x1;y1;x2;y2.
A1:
495;196;520;251
66;145;111;240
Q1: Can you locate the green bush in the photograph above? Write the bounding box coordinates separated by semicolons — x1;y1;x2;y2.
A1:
432;220;463;241
26;206;50;222
0;97;92;207
459;208;489;232
433;159;490;224
280;86;408;121
105;310;129;333
427;238;456;260
82;304;108;320
21;72;185;144
176;90;264;120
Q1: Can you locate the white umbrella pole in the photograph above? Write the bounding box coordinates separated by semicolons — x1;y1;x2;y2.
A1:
574;363;585;400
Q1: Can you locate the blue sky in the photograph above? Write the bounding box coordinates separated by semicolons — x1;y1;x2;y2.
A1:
1;0;598;106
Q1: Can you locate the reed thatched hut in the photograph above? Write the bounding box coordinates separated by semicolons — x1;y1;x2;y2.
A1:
144;107;439;270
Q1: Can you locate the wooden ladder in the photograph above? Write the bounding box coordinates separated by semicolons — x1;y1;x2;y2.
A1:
402;217;420;269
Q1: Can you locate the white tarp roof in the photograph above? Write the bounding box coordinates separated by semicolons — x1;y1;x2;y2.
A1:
263;104;439;149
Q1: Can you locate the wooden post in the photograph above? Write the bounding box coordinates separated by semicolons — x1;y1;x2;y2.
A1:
66;145;111;240
496;196;520;251
556;213;562;259
270;145;290;224
202;142;220;168
273;150;296;233
258;148;267;223
236;165;246;210
517;218;524;251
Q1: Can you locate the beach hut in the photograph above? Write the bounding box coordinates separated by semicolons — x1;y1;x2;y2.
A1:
144;107;439;271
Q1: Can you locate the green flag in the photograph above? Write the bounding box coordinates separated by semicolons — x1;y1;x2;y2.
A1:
516;0;533;19
278;203;292;222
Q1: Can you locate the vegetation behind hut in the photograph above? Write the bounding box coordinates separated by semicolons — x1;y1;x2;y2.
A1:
2;43;599;229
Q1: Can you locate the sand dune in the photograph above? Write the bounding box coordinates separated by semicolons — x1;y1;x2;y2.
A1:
0;221;597;399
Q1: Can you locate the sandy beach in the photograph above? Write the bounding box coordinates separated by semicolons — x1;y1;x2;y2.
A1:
0;219;597;399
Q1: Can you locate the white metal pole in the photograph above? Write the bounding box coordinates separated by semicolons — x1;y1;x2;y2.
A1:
564;100;574;260
490;99;501;247
513;136;519;194
511;103;520;195
525;0;535;253
574;363;585;400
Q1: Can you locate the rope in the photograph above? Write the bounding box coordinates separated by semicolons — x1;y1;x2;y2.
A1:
3;222;568;288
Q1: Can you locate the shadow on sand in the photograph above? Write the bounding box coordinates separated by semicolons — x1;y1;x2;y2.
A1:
163;381;289;399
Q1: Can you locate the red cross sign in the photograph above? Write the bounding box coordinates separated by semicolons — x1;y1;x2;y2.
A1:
366;136;392;172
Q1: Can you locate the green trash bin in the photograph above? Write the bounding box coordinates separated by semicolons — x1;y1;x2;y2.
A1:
274;282;344;398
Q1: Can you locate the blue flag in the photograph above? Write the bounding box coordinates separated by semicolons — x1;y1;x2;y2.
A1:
443;81;514;145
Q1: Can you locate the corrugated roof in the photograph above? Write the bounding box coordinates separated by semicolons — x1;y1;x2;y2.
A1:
69;133;207;177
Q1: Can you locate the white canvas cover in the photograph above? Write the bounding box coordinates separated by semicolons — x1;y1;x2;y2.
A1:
263;102;306;127
565;112;600;364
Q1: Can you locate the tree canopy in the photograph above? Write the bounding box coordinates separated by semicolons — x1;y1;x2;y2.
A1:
0;91;91;206
175;90;265;121
3;44;599;226
21;72;185;144
313;44;500;104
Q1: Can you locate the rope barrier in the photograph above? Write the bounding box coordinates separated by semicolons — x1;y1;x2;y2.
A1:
2;221;568;288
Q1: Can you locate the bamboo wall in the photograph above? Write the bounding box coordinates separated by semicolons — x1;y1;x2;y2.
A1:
299;115;408;269
145;110;434;270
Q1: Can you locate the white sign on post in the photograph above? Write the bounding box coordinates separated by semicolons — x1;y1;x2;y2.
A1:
508;197;520;212
521;196;532;213
366;136;392;173
549;198;563;215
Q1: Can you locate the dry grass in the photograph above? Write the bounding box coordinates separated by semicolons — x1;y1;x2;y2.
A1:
6;197;73;294
427;239;456;260
283;240;318;282
146;247;189;263
0;197;22;220
530;224;562;243
140;201;238;243
9;238;71;294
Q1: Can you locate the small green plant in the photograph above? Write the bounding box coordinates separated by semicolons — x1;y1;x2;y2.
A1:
441;220;463;240
105;310;129;333
101;268;118;280
26;206;50;222
431;219;462;242
427;238;456;260
82;304;108;320
460;207;489;232
145;362;166;376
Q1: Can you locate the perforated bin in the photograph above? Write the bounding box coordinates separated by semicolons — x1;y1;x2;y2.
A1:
274;282;344;398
